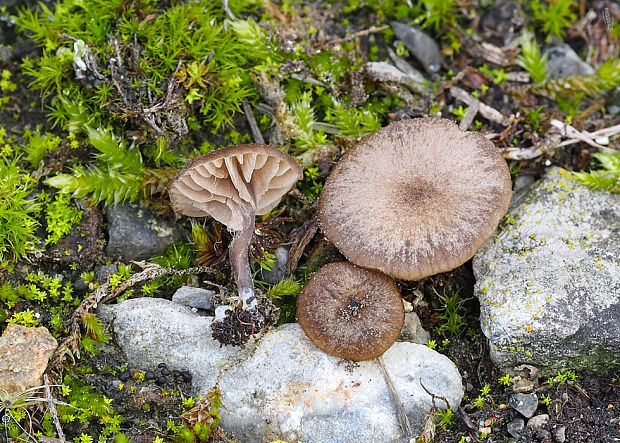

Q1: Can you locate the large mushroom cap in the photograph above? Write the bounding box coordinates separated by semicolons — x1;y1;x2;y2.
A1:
297;262;405;361
318;117;512;280
168;144;302;231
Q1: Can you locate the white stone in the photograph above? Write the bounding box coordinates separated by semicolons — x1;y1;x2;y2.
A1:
99;298;243;390
474;168;620;372
217;324;463;443
103;298;463;442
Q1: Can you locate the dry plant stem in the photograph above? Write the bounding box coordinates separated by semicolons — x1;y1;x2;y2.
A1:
242;99;265;144
377;357;414;441
449;86;511;126
43;375;65;442
229;205;257;310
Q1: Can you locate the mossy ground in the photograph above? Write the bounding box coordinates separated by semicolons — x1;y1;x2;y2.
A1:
0;0;618;441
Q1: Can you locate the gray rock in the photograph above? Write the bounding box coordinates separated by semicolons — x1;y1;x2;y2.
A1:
391;22;441;72
259;246;289;284
554;425;566;442
510;393;538;418
104;298;463;442
474;168;620;373
399;312;431;344
172;286;215;311
527;414;549;428
544;44;595;79
218;324;463;443
507;418;525;439
99;298;243;390
105;203;181;261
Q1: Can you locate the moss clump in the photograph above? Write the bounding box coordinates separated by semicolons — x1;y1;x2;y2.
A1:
0;156;40;263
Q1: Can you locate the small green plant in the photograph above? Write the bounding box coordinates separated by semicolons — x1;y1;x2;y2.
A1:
7;309;40;327
524;106;546;133
530;0;577;40
436;408;455;430
265;278;302;300
419;0;457;32
435;287;469;336
498;373;514;386
573;151;620;193
541;393;552;405
472;384;491;408
518;35;548;84
547;370;578;387
44;192;83;245
479;65;509;84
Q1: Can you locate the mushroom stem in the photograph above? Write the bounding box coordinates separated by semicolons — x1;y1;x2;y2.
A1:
229;204;257;310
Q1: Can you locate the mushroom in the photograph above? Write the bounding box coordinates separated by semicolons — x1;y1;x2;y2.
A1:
168;143;302;310
296;262;404;361
318;117;512;281
297;261;413;438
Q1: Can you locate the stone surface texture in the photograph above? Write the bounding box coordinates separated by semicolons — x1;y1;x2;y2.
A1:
399;312;431;344
474;168;620;372
171;286;215;311
544;44;595;79
218;324;462;442
102;298;463;442
0;325;58;393
99;298;241;391
105;203;181;261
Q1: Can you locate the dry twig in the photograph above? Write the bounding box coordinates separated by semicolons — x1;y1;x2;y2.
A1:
43;375;65;442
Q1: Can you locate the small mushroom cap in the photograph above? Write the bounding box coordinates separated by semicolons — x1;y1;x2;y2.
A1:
168;144;302;231
318;117;513;280
297;262;405;361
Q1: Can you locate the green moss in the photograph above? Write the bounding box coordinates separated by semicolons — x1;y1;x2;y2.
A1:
45;192;83;245
0;156;40;263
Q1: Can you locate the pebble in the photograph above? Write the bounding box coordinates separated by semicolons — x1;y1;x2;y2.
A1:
507;418;525;438
527;414;550;428
0;325;57;394
259;246;289;284
510;393;538;418
105;202;181;261
554;425;566;443
544;44;595;79
390;22;441;72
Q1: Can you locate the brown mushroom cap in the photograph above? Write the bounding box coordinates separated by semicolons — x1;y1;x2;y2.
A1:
168;144;303;230
318;117;512;280
297;262;405;361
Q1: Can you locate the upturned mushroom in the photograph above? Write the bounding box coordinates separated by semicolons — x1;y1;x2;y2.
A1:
168;144;302;310
297;261;404;361
318;117;512;281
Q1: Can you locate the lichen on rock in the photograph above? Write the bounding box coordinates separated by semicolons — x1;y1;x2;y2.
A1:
474;168;620;373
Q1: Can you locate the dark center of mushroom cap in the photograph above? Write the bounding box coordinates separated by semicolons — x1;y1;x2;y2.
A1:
340;297;367;321
297;262;405;361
